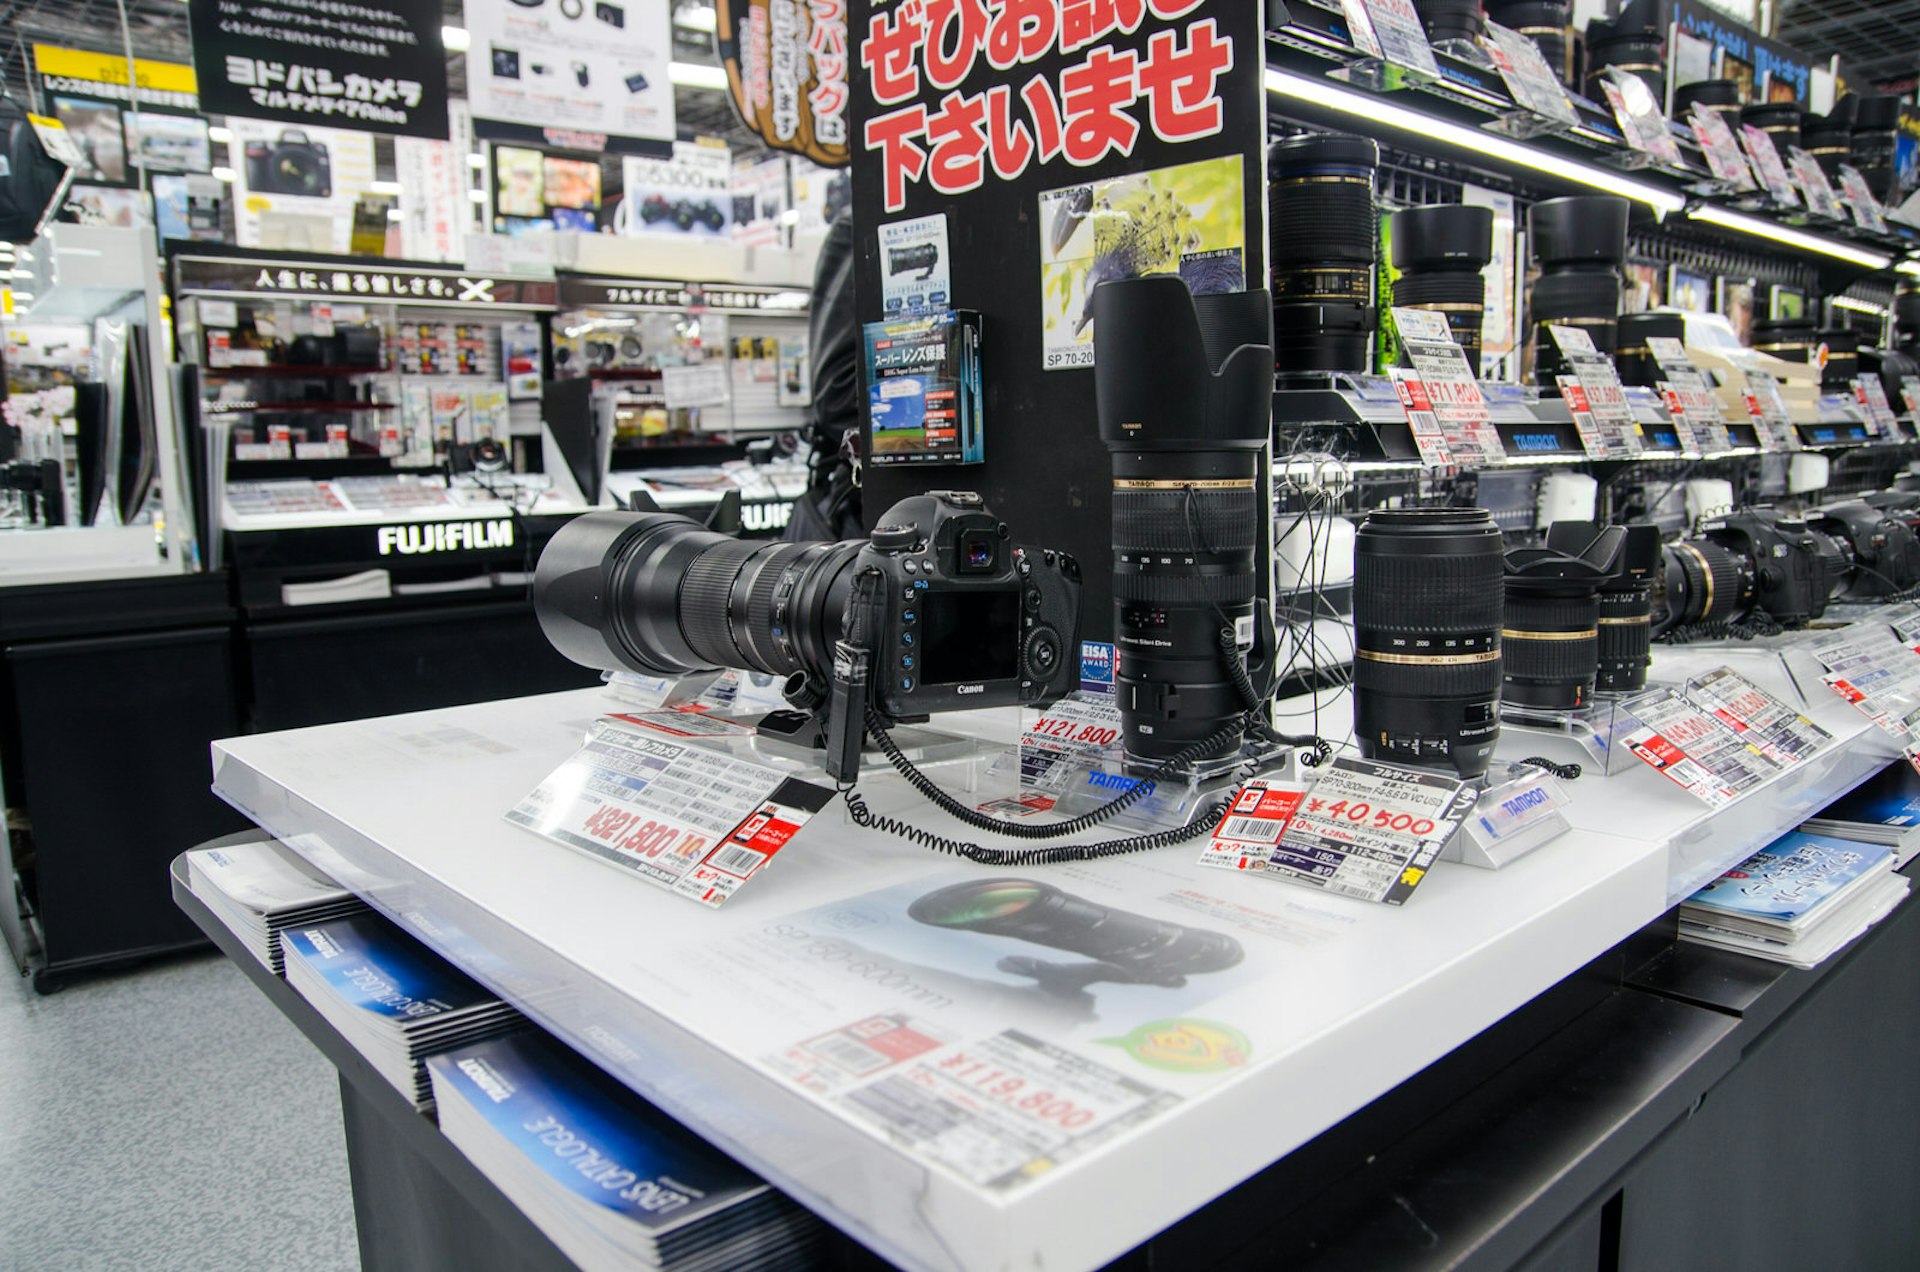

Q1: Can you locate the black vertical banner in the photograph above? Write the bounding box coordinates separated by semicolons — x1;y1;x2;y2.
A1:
849;0;1269;641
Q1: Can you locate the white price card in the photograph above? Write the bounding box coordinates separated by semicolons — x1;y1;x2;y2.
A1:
836;1029;1180;1189
1341;0;1441;78
1853;376;1900;438
506;716;834;907
1740;368;1794;450
1388;369;1458;466
1837;164;1890;233
1787;147;1845;220
661;363;730;409
1218;757;1479;905
1621;689;1774;807
1013;692;1124;792
1685;667;1831;768
1810;627;1920;740
1551;327;1642;456
1599;69;1682;168
1392;306;1506;464
1739;124;1800;206
1483;22;1578;126
1648;335;1733;453
1198;778;1307;873
1902;376;1920;425
1688;105;1758;191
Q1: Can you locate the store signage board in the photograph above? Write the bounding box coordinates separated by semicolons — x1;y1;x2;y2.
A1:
556;276;809;314
464;0;674;156
1201;758;1479;906
1483;23;1578;127
1837;164;1890;233
1647;336;1730;452
1391;307;1505;464
713;0;849;166
1688;105;1758;191
395;102;472;264
32;43;197;109
187;0;447;139
1786;146;1845;220
1599;69;1682;168
174;254;558;309
507;716;834;909
1739;124;1800;206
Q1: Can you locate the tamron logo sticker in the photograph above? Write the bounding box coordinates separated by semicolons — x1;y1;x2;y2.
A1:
376;520;514;556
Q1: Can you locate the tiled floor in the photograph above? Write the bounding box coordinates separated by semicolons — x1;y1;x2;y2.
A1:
0;951;360;1271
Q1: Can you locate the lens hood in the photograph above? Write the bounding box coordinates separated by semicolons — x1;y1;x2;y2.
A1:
1529;196;1630;267
1391;204;1494;272
1093;275;1273;450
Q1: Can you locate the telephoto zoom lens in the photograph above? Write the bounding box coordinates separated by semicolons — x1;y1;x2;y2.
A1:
1502;526;1626;713
1391;204;1493;369
1094;275;1273;769
1413;0;1483;46
1803;106;1852;182
1654;537;1756;635
1615;311;1686;388
1353;508;1504;779
1269;134;1378;375
1548;522;1661;694
1673;79;1740;130
1741;102;1803;164
1528;195;1628;385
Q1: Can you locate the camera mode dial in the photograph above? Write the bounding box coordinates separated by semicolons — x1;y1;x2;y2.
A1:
870;524;919;552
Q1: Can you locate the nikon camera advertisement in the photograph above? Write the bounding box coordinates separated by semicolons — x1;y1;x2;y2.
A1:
226;117;378;253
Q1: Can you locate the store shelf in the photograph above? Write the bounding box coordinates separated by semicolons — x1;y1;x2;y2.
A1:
200;365;395;380
206;401;400;415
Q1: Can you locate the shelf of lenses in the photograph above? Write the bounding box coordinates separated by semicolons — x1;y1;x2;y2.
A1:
1262;0;1918;269
549;273;812;451
1263;129;1917;470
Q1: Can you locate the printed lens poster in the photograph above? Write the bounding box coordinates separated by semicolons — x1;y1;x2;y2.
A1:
464;0;674;154
1037;156;1245;371
226;117;377;253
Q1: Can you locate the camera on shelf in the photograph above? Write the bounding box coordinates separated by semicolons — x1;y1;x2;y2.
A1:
449;438;510;476
243;130;333;199
533;491;1081;782
1659;508;1852;634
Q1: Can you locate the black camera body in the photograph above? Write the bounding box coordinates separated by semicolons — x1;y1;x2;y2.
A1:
1700;508;1847;627
852;492;1080;721
245;130;332;198
533;491;1080;782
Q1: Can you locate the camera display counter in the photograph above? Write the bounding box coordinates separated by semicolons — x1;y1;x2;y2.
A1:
209;686;1675;1271
602;462;809;538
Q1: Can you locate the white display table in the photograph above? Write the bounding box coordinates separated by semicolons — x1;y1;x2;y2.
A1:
206;646;1878;1271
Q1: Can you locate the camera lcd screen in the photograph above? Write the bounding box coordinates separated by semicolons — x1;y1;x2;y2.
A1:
919;591;1018;684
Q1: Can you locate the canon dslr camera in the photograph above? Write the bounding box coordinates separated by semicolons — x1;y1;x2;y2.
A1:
534;491;1081;780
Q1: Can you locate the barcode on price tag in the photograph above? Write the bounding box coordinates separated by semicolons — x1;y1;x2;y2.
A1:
1198;779;1306;873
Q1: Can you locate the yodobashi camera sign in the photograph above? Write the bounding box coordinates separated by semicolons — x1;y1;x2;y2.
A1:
186;0;450;140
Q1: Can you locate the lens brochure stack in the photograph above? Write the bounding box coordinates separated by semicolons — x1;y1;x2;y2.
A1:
428;1032;821;1272
184;836;365;975
280;912;527;1111
1679;830;1910;969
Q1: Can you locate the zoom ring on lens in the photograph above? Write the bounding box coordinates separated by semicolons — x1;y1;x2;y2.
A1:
1112;488;1258;554
1503;594;1599;681
1114;570;1256;604
1353;552;1503;631
679;538;765;668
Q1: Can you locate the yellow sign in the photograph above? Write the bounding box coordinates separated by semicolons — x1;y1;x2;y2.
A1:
33;43;198;100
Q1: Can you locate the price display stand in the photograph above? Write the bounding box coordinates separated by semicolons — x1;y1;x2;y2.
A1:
1481;22;1578;140
1442;765;1571;869
1332;0;1443;90
1686;104;1761;201
1551;325;1643;458
1390;308;1507;465
1598;67;1683;172
1647;336;1734;454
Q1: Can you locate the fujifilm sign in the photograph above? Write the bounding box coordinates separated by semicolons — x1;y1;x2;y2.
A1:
376;520;514;556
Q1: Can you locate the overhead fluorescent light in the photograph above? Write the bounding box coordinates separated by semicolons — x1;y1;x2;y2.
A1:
442;25;471;52
1898;258;1920;277
207;126;233;145
367;180;403;197
669;61;729;91
1686;205;1891;269
1264;67;1686;216
1831;295;1888;316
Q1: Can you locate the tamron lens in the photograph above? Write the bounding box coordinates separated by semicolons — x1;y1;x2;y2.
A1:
1528;196;1628;385
1503;526;1626;713
1549;522;1660;693
1654;538;1756;635
1094;274;1273;767
1353;508;1504;779
1268;134;1378;374
1390;204;1493;369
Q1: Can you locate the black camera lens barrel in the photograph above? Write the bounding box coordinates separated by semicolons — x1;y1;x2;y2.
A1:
1390;205;1492;362
1656;537;1755;634
1413;0;1484;45
1528;197;1628;386
1741;102;1803;161
1353;508;1504;778
1269;134;1379;374
1595;583;1653;692
1502;585;1600;711
1615;311;1687;388
1529;196;1630;267
1673;79;1739;123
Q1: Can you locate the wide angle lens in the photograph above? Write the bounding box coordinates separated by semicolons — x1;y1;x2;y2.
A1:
1353;507;1504;778
1502;528;1625;713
